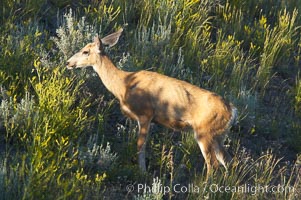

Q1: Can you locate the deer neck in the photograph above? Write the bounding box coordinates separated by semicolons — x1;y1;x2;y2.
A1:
93;54;127;101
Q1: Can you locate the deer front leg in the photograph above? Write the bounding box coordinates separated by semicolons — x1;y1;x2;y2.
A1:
137;117;151;172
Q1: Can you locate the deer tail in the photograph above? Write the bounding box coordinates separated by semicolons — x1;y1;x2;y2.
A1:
227;104;238;129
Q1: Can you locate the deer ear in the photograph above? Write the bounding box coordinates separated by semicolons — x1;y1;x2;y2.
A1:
94;36;101;46
93;36;103;52
101;28;123;48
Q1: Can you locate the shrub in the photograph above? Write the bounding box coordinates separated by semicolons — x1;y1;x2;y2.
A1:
0;20;48;98
79;134;118;173
256;9;299;91
1;0;301;199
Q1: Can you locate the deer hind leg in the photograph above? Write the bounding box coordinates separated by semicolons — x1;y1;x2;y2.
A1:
213;135;232;170
195;133;219;179
137;116;151;172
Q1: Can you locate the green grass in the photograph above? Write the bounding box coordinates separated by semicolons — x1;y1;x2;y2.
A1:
0;0;301;199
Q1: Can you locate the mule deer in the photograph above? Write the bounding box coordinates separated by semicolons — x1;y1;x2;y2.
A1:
66;28;238;177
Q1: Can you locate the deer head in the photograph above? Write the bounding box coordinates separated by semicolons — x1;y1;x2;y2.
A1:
66;28;123;69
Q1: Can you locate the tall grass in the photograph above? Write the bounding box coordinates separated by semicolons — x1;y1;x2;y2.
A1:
1;0;301;199
256;9;299;92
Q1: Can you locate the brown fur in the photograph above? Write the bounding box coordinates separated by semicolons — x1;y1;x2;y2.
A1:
66;29;237;178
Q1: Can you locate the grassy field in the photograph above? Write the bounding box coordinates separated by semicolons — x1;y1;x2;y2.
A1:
0;0;301;199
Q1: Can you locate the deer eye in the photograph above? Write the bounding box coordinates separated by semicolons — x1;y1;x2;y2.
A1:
82;50;89;55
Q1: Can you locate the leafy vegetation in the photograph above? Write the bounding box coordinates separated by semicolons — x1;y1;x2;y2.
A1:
0;0;301;199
